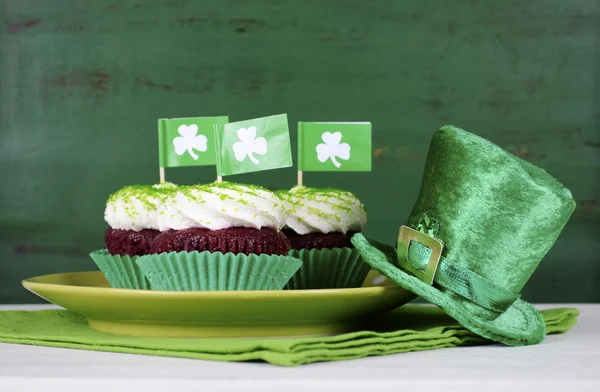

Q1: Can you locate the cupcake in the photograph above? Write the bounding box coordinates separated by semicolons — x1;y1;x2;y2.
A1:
134;181;302;291
90;182;177;289
276;186;369;289
104;182;177;256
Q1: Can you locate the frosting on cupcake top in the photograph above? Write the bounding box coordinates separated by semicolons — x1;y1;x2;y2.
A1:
104;182;177;231
276;186;367;235
156;181;286;231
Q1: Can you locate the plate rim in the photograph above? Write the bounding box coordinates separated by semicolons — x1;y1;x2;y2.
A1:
23;270;402;299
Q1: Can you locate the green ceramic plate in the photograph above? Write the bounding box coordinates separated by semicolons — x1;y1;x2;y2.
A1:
22;271;415;338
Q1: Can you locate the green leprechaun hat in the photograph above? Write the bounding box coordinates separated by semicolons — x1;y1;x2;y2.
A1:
352;125;576;346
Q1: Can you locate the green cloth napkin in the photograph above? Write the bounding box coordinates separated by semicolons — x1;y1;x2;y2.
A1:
0;306;578;367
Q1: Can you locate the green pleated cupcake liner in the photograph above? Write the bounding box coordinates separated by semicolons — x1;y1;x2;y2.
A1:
135;250;303;291
285;247;370;290
89;249;150;290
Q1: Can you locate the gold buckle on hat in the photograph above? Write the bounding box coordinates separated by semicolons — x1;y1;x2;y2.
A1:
397;225;444;285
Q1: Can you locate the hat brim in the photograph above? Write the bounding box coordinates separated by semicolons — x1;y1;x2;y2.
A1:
352;234;546;346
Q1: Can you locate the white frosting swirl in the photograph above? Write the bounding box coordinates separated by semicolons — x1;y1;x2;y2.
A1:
156;182;286;231
104;182;177;231
277;186;367;235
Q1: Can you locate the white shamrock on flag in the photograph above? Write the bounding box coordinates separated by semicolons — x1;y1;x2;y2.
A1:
232;126;267;164
316;131;350;168
173;124;207;160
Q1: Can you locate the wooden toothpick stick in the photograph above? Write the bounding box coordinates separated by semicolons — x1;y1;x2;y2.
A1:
159;167;165;183
297;171;303;187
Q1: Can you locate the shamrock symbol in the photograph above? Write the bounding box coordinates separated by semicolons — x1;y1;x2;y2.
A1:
173;124;207;160
316;131;350;168
232;126;267;164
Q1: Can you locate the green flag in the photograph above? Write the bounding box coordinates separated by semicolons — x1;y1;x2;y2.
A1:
158;116;228;168
215;114;293;177
298;122;372;171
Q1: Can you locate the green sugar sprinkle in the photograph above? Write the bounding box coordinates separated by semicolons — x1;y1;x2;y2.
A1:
306;205;331;219
175;181;276;205
106;183;179;211
106;181;280;221
276;186;366;220
152;182;178;189
209;180;272;194
282;185;362;204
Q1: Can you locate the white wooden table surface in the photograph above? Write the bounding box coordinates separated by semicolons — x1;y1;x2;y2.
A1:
0;304;598;392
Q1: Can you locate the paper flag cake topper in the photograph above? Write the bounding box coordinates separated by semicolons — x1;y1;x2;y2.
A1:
214;113;293;177
158;116;229;182
297;122;372;185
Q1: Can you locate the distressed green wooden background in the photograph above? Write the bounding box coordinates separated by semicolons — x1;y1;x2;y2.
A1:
1;0;599;303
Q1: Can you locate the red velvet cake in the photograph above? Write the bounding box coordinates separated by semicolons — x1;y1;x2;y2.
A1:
105;228;160;256
150;227;290;255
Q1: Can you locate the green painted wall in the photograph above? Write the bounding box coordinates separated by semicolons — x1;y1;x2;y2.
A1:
1;0;598;303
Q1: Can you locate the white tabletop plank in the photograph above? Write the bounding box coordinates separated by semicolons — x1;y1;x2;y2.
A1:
0;304;598;392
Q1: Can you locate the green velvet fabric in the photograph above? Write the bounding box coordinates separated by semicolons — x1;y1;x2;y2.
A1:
407;241;520;313
353;234;546;346
408;125;575;294
352;125;576;346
